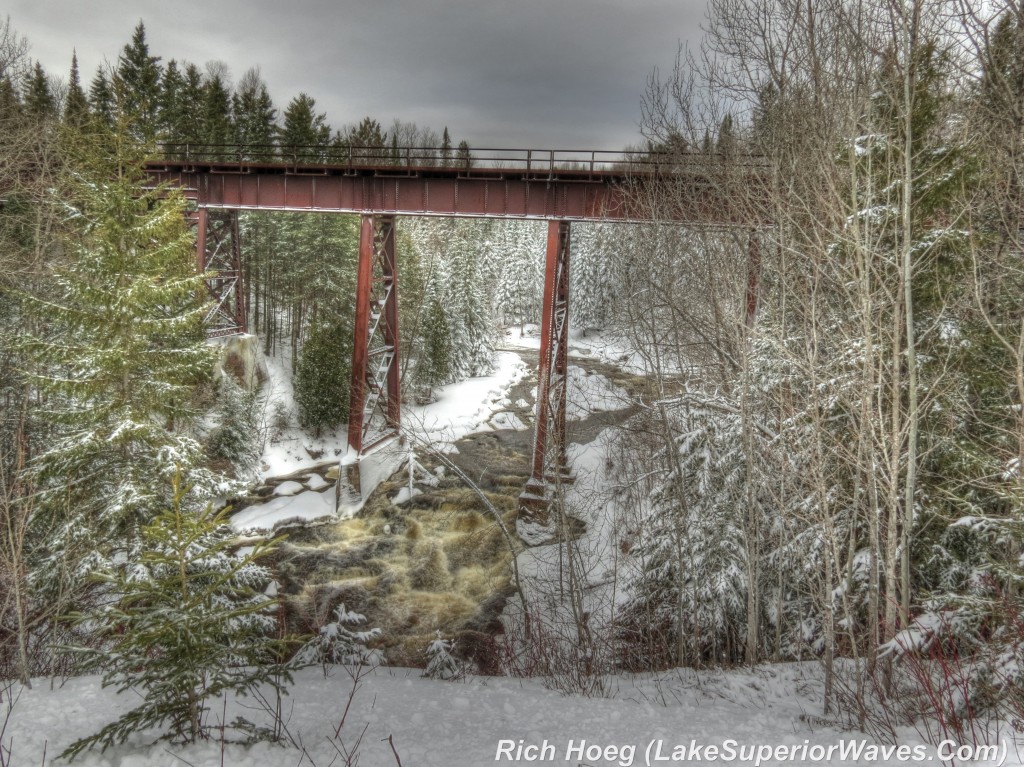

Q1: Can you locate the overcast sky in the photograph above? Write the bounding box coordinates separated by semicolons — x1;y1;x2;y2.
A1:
7;0;707;149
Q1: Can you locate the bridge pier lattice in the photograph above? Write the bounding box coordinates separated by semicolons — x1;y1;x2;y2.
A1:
520;220;575;523
195;208;247;337
347;214;402;456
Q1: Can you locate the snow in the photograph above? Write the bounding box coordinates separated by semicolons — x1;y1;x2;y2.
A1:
3;663;983;767
305;472;329;490
229;489;335;534
391;485;423;505
257;345;349;481
404;350;527;449
567;365;628;420
271;480;303;496
504;324;667;375
490;411;528;430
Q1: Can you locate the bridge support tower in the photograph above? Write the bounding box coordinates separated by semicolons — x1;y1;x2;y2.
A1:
519;220;575;524
337;215;405;513
195;208;247;337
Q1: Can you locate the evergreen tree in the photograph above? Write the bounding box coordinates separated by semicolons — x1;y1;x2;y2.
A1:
423;631;461;680
440;126;452;165
62;471;286;756
417;297;453;394
294;603;382;670
206;375;262;477
232;67;277;153
0;75;21;119
64;52;89;126
114;21;162;144
88;67;114;128
294;320;351;436
280;93;330;160
570;224;615;330
25;144;215;594
345;116;387;162
456;139;472;167
177;63;206;144
157;59;184;142
201;65;234;153
496;220;542;330
22;61;54;119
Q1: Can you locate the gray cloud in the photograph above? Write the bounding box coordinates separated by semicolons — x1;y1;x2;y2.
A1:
9;0;706;149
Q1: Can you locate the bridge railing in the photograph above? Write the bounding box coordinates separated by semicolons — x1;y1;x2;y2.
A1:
156;143;766;176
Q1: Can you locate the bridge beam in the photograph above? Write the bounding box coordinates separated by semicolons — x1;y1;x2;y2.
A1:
196;208;247;337
347;214;401;456
520;219;574;524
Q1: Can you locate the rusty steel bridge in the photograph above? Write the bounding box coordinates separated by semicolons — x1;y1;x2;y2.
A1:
145;144;765;519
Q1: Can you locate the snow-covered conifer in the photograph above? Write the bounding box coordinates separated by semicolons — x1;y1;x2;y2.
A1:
423;631;461;680
25;147;216;597
294;603;383;670
62;470;287;756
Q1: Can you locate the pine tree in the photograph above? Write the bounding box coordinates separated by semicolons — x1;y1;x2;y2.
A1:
232;67;277;153
114;21;162;144
496;220;542;330
456;139;472;168
206;375;262;477
64;52;89;126
294;603;382;670
423;631;461;680
25;144;215;594
22;61;54;119
61;470;287;757
440;126;452;165
158;59;184;142
417;297;453;395
280;93;330;160
201;66;234;154
177;63;206;144
570;224;615;330
88;67;114;128
344;116;388;163
0;75;21;119
294;320;351;436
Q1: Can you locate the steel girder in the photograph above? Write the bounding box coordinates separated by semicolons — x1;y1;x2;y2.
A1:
520;220;574;520
195;208;247;337
347;215;401;455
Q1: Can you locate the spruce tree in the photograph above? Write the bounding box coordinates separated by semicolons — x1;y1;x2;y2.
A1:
201;67;234;154
456;139;472;168
423;632;461;680
440;126;452;165
88;67;115;128
158;59;184;142
233;67;278;153
417;297;453;395
25;142;215;594
0;75;21;119
178;63;206;145
22;61;54;119
293;603;382;669
294;320;351;436
62;470;287;756
64;52;89;126
115;21;162;144
280;93;331;160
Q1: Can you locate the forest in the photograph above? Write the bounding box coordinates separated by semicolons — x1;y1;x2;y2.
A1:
3;0;1024;762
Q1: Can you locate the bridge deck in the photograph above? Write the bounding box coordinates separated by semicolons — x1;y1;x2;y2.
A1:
144;144;762;223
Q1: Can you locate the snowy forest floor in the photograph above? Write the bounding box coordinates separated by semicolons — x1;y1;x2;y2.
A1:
6;661;988;767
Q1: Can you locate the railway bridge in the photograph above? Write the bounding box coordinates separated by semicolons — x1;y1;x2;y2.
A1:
145;144;765;521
